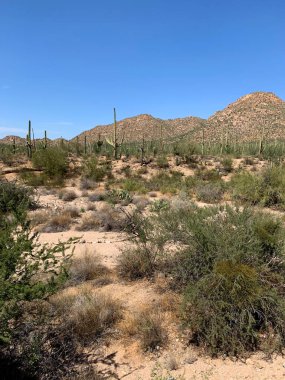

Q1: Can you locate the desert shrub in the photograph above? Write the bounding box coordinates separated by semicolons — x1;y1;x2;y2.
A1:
156;156;169;169
131;309;167;351
41;211;72;232
182;260;285;356
76;212;100;231
132;196;150;211
0;149;14;166
59;190;77;202
30;209;52;227
0;180;34;217
105;189;132;205
32;147;68;180
194;168;220;182
117;246;156;280
195;182;224;203
77;206;128;232
122;178;147;193
52;289;122;341
221;157;233;173
84;156;111;181
150;199;170;212
88;192;105;202
80;177;97;190
230;171;262;204
0;182;74;343
69;250;109;283
20;171;49;187
231;165;285;208
148;171;183;194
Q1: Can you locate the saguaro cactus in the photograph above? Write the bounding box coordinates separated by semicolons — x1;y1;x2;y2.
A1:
44;130;47;149
106;108;124;160
26;120;32;159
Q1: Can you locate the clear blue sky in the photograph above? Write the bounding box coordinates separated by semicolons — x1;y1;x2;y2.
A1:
0;0;284;139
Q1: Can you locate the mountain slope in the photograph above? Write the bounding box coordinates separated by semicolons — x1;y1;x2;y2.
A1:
72;114;207;144
205;92;285;142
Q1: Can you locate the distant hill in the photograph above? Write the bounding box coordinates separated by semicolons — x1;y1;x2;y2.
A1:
1;92;285;146
72;114;207;144
205;92;285;143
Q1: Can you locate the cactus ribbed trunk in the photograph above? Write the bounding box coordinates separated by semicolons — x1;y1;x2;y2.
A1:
114;107;118;159
26;120;32;159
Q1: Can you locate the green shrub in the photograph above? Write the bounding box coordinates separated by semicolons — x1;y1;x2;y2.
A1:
0;181;33;217
156;156;169;169
32;147;68;183
83;156;107;182
194;168;220;182
0;182;74;342
122;178;147;193
195;182;224;203
230;165;285;208
182;261;285;356
148;171;183;194
221;157;233;173
84;156;112;181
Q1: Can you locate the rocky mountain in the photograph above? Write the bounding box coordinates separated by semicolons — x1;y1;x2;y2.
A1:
72;114;207;144
204;92;285;143
1;92;285;146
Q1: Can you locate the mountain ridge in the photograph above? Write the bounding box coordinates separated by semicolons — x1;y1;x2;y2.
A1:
1;92;285;145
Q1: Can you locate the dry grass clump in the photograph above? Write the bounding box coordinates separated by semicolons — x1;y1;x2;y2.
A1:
123;308;167;351
52;288;122;341
64;206;80;218
80;177;97;190
76;205;129;232
69;250;110;284
165;354;179;371
40;211;73;232
132;196;150;211
76;212;100;231
30;209;52;227
88;192;105;202
59;190;78;202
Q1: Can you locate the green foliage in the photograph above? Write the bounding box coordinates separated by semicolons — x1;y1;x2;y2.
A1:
148;171;184;194
0;182;75;343
105;189;132;205
183;261;285;356
120;202;285;355
156;156;169;169
221;157;233;173
83;155;111;181
32;147;68;181
150;199;170;212
231;164;285;208
195;182;224;203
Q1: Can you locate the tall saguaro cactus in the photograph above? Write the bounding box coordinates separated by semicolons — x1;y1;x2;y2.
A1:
106;108;124;160
26;120;32;159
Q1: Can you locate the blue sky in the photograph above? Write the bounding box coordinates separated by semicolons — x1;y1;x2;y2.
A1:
0;0;284;139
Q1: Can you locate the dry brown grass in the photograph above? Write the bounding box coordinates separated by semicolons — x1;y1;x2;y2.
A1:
76;212;100;231
69;250;110;284
123;307;167;351
40;211;73;232
59;189;78;201
51;287;122;341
